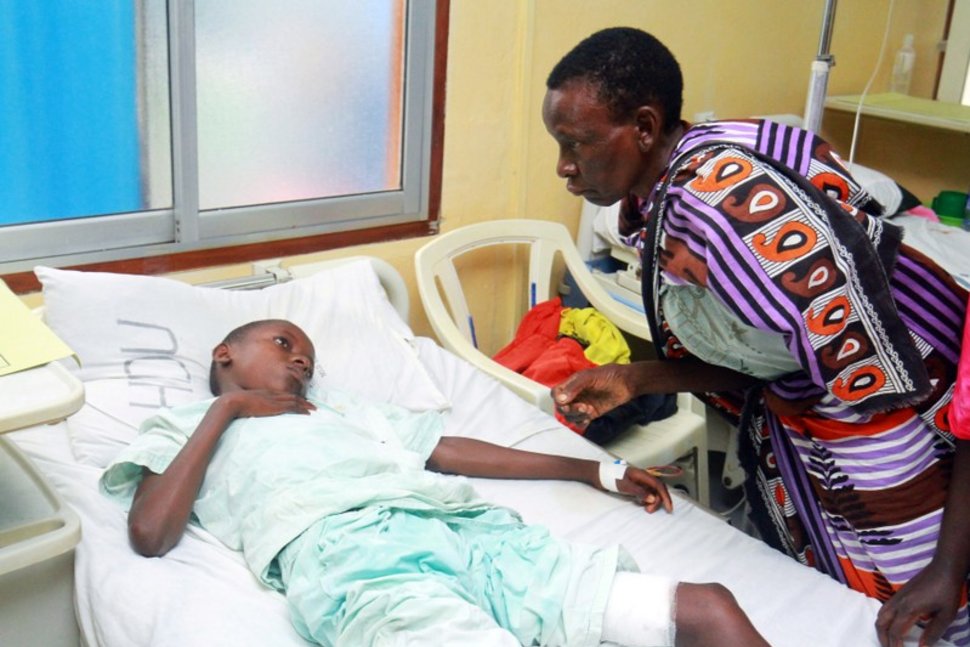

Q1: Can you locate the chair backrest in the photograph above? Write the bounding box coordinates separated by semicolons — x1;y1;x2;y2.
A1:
414;219;652;412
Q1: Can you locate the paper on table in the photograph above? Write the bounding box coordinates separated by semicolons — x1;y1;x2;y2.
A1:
0;279;77;377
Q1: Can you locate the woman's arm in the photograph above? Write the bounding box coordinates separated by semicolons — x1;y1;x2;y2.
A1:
127;390;314;557
426;436;672;513
876;438;970;647
552;358;762;429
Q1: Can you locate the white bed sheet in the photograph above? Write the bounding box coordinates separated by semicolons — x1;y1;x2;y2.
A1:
6;334;934;647
894;215;970;289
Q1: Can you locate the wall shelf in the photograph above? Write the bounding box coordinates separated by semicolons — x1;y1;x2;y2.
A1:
824;92;970;133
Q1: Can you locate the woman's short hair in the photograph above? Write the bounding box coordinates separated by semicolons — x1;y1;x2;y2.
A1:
546;27;683;132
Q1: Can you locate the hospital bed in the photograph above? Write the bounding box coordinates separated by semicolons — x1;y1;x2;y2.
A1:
3;255;937;646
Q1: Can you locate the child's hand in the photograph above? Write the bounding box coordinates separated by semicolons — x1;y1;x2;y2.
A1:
219;390;317;418
616;466;673;514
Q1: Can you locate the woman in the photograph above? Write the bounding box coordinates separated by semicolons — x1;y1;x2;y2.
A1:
543;27;970;647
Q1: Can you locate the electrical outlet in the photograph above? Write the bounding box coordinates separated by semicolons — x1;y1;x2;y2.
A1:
250;258;289;282
251;258;282;273
693;110;716;123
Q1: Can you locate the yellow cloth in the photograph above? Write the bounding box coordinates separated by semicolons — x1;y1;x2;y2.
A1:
559;308;631;366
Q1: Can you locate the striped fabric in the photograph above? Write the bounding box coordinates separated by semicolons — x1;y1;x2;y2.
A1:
634;120;970;645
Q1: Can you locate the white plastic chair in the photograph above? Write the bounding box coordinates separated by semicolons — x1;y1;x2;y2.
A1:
415;219;709;505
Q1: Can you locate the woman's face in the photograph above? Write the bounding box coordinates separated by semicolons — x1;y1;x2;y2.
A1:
542;80;651;206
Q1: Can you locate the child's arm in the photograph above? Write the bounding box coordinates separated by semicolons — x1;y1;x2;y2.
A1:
127;390;314;557
425;436;672;513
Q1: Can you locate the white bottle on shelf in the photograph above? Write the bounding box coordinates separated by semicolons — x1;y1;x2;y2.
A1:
890;33;916;95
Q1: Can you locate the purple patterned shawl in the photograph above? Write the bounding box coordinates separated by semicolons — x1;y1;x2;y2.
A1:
632;120;969;645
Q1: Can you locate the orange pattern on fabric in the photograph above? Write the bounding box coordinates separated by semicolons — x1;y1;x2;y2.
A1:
935;403;951;433
773;483;786;506
664;336;688;359
659;237;708;286
833;335;864;362
750;189;781;213
806;296;851;336
782;259;839;299
804;546;816;568
752;221;818;262
838;557;887;600
811;172;850;202
689;156;752;192
833;366;887;402
790;406;917;441
723;183;787;223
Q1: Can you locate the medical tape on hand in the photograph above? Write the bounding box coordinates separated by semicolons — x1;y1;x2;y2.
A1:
599;459;628;493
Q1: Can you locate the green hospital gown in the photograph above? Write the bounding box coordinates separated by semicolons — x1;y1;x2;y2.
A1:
101;388;628;647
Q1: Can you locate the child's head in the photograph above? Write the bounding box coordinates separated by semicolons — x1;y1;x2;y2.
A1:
209;319;316;397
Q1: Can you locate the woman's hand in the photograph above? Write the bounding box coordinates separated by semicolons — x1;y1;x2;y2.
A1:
876;439;970;647
552;358;761;430
875;559;964;647
552;364;636;429
616;465;673;513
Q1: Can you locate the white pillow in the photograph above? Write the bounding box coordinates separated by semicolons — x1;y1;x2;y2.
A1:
847;162;905;215
36;260;449;467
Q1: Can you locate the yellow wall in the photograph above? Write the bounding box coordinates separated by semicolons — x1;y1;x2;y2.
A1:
818;0;969;201
27;1;965;345
374;0;960;342
522;0;959;228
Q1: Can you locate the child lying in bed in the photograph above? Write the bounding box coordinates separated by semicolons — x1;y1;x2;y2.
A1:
100;319;769;647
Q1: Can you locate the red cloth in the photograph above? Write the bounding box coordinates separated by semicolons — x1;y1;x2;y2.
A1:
492;298;564;373
522;337;596;387
493;298;596;433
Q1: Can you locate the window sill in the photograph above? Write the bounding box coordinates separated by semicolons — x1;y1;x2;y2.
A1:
1;219;437;294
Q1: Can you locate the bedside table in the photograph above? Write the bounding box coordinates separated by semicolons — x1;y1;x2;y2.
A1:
0;362;83;646
0;433;82;647
0;362;84;434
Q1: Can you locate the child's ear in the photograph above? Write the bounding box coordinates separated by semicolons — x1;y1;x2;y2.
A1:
212;342;232;366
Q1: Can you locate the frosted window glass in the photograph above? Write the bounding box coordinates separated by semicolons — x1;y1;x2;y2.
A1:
195;0;405;211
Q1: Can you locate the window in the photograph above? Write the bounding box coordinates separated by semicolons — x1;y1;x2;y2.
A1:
0;0;443;279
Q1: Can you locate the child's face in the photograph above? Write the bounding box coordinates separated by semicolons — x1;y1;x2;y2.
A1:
225;321;316;396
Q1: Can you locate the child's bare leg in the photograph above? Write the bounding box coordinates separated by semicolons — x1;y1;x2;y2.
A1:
674;582;771;647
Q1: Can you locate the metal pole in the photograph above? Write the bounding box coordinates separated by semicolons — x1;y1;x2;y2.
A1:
816;0;838;59
804;0;838;133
